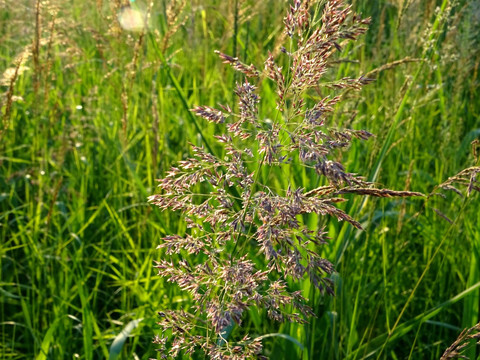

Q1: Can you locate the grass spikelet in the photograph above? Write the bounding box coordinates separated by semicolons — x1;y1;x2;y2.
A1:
1;57;23;143
162;0;188;53
215;51;260;78
440;321;480;360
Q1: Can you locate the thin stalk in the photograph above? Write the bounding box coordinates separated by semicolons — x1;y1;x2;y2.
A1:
147;32;215;156
375;195;471;359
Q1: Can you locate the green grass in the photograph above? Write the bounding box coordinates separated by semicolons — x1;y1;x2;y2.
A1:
1;0;479;359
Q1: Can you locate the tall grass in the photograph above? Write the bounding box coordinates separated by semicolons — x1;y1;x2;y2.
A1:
1;0;479;359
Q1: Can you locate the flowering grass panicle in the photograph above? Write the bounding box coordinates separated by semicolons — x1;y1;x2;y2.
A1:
149;0;423;358
440;321;480;360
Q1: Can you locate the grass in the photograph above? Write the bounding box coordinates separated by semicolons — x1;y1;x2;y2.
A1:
1;0;479;359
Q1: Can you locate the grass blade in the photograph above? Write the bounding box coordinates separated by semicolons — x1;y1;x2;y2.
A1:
108;318;143;360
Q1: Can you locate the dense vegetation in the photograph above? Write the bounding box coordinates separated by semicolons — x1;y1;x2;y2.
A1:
1;0;479;359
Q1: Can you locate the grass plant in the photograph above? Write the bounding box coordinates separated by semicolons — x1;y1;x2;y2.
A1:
1;0;479;359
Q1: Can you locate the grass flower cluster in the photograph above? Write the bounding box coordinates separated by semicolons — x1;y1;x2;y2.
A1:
148;1;425;358
1;0;479;359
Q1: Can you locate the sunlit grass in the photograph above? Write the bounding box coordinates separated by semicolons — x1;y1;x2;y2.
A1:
1;0;479;359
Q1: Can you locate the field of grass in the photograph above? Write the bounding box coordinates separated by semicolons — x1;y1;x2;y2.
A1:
1;0;479;359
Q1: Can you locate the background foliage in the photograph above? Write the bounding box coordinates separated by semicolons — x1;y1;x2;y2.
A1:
1;0;479;359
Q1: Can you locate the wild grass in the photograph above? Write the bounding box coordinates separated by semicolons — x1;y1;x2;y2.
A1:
0;0;479;359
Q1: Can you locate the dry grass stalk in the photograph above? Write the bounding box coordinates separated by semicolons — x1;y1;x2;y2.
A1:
438;167;480;198
1;58;23;144
119;2;160;143
364;57;423;78
33;0;41;94
0;54;29;87
128;1;154;81
43;4;59;103
335;187;423;198
162;0;188;53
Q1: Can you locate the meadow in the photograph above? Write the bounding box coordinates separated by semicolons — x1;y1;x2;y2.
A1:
1;0;479;359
